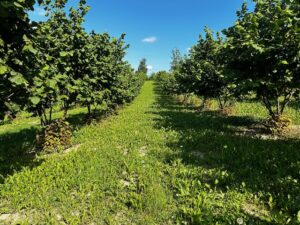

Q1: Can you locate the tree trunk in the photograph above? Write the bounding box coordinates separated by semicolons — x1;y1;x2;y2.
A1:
87;104;91;117
49;107;53;124
218;97;224;111
63;102;69;119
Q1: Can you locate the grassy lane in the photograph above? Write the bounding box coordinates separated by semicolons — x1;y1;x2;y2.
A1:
0;82;176;224
0;81;299;224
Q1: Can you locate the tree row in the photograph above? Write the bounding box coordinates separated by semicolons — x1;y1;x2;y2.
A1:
156;0;299;132
0;0;145;126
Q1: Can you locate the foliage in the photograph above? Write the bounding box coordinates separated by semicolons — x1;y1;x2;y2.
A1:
0;0;67;121
154;71;178;94
180;28;236;111
27;1;137;124
0;0;34;121
165;0;299;128
0;0;145;151
170;48;183;73
223;0;300;121
169;49;194;96
27;6;73;126
137;58;148;75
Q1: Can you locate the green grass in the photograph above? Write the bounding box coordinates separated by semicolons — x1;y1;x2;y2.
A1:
0;81;299;224
0;107;87;183
174;94;300;125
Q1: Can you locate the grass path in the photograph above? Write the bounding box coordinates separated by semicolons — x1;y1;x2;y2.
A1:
0;82;175;224
0;82;299;224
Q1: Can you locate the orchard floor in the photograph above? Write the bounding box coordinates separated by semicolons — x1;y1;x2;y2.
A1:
0;82;299;224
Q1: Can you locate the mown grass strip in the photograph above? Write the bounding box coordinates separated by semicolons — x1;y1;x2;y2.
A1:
0;81;299;224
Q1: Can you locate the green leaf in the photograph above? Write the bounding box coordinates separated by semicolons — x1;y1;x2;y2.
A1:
60;51;68;57
47;79;57;89
13;2;23;8
9;73;27;85
280;60;288;65
60;95;69;100
42;65;50;71
23;44;37;54
23;35;30;43
30;96;41;105
55;74;67;80
0;65;8;75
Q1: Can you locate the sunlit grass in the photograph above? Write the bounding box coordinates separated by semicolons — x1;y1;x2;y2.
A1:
0;82;299;224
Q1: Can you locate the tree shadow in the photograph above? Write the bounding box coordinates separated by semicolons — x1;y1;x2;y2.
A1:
0;111;89;184
288;100;300;111
0;127;42;183
151;89;300;216
67;112;87;129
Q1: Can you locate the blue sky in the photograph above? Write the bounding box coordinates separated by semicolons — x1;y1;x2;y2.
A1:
29;0;254;73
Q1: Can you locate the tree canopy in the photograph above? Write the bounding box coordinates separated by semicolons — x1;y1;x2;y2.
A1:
160;0;299;125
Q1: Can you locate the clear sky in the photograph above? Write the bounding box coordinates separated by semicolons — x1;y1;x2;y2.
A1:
29;0;254;73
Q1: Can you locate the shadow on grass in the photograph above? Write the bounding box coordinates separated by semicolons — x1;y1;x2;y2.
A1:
0;127;42;183
67;112;87;129
151;87;300;216
0;112;89;184
289;100;300;111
